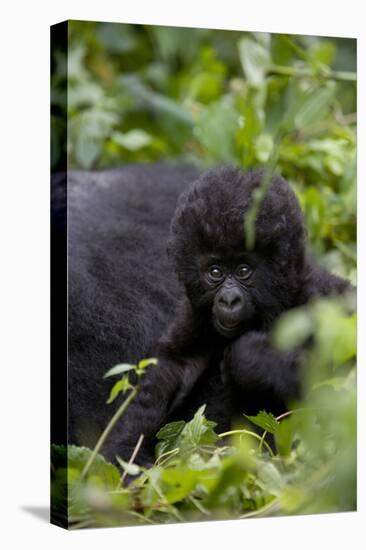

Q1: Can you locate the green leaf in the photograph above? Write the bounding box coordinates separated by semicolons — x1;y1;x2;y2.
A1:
194;99;239;162
183;405;218;446
206;449;252;507
188;72;224;103
309;40;336;66
161;467;198;503
155;420;186;458
138;358;158;370
104;363;136;378
256;461;284;496
312;377;348;391
271;308;314;350
53;445;121;489
245;410;280;434
112;129;153;151
254;133;274;163
122;75;193;125
316;305;357;367
96;22;138;54
238;37;271;87
69;109;119;168
275;418;294;457
106;376;132;404
116;456;141;476
294;82;336;129
156;420;186;442
155;407;218;459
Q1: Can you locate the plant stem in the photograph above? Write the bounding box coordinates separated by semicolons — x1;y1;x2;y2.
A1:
240;497;281;518
120;433;144;486
81;387;138;480
244;140;281;250
258;408;309;453
268;64;356;82
219;429;275;457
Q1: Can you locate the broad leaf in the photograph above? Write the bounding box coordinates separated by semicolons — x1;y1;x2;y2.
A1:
245;410;280;434
238;37;271;87
104;363;135;378
271;307;313;350
294;82;336;129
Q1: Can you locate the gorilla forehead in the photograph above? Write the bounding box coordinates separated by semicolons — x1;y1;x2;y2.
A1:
170;165;304;259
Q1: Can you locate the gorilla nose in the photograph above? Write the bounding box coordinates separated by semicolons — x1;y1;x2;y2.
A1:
218;288;243;311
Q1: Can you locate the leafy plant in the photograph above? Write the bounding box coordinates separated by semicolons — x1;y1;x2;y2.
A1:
51;292;356;528
51;23;356;529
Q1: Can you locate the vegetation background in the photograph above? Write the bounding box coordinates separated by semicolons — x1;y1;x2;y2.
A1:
51;22;357;528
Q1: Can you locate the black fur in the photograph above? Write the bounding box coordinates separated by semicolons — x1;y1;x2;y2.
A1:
68;164;196;447
66;164;349;464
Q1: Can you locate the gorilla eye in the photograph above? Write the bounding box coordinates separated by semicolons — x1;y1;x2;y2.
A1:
236;264;251;280
208;265;224;281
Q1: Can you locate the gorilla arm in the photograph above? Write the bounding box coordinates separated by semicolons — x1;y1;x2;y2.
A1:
222;262;351;409
223;331;301;406
102;300;210;465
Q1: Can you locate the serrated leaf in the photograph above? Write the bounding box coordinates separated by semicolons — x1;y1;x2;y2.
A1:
184;405;218;446
245;410;280;434
155;407;218;459
155;420;186;458
104;363;135;378
156;420;186;442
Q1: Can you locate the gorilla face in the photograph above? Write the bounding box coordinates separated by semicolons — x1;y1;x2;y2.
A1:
199;254;257;338
168;166;307;336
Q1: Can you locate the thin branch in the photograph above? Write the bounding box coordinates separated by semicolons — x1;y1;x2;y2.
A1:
81;386;138;480
268;64;356;82
219;429;275;457
121;433;145;486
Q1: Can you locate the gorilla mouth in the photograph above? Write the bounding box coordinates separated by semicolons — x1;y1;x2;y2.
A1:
214;317;244;338
219;318;241;329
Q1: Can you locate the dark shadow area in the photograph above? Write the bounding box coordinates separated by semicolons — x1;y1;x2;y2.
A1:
20;506;49;523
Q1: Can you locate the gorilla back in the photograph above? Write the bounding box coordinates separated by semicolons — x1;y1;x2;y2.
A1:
66;164;199;447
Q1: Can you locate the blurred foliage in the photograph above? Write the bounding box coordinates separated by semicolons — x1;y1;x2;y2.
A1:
52;292;356;528
51;21;356;281
51;22;357;528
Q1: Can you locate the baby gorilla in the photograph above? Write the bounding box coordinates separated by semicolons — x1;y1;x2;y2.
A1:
102;165;349;465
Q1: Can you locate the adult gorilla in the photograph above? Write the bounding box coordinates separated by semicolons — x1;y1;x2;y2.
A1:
66;164;198;449
64;164;349;465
